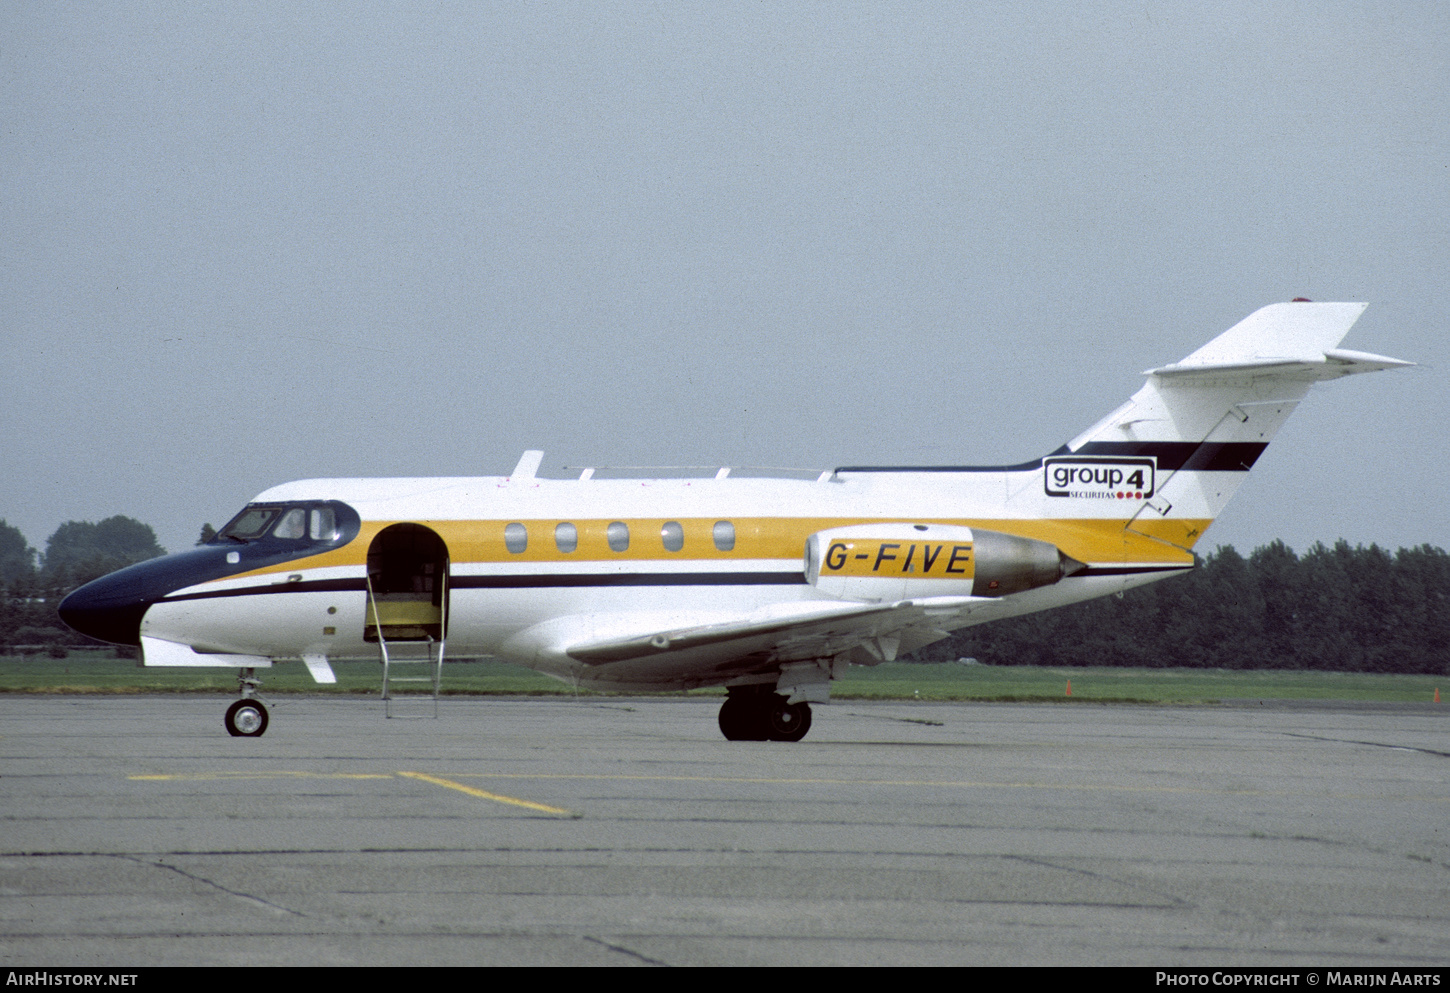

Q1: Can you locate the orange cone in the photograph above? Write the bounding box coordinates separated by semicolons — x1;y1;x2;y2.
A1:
1066;679;1072;697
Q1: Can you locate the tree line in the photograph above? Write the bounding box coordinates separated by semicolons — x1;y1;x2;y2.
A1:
0;516;166;653
911;541;1450;674
2;516;1447;673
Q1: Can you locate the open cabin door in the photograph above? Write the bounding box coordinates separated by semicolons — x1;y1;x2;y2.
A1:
365;523;449;643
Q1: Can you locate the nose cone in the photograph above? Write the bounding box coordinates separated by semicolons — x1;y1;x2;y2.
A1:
59;568;154;646
58;547;234;647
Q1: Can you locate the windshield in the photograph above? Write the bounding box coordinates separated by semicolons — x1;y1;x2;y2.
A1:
214;501;358;547
217;507;279;542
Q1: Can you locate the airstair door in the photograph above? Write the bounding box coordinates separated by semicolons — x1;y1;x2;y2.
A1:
365;523;449;717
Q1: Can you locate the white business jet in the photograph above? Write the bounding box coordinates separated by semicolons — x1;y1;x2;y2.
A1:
59;301;1410;740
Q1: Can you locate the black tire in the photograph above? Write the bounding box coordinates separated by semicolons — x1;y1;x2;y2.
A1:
765;698;812;742
225;699;269;737
718;694;767;741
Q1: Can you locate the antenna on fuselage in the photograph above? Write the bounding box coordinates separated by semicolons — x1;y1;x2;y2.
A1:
511;450;544;480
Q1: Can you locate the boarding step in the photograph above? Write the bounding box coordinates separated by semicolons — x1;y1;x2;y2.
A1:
366;571;447;719
378;636;444;718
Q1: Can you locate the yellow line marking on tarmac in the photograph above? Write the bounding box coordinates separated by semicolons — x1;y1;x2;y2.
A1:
123;770;1439;805
398;771;581;817
129;771;394;781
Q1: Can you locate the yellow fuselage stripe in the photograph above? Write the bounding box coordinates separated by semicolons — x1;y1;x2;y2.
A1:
229;515;1204;580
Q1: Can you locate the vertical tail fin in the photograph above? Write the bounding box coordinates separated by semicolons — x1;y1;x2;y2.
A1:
1065;302;1411;549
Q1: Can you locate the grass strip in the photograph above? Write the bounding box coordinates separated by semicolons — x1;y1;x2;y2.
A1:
1;652;1442;704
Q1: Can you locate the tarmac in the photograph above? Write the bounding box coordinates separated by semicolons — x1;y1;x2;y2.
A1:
1;693;1446;966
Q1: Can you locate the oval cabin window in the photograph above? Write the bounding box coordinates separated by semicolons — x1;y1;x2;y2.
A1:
555;522;578;553
713;520;736;552
606;521;630;552
661;521;684;552
504;523;528;554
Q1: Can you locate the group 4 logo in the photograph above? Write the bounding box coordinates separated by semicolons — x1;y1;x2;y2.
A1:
1044;456;1156;500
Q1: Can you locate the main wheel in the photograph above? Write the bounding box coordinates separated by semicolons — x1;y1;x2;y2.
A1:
225;699;269;737
718;694;767;741
765;698;812;742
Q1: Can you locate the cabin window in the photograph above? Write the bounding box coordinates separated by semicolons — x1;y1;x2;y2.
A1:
606;521;630;552
555;522;578;553
713;520;736;552
273;508;307;539
504;523;528;554
661;521;684;552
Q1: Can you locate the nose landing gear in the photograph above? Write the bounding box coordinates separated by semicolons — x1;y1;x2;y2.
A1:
718;686;813;742
224;698;269;737
224;667;269;737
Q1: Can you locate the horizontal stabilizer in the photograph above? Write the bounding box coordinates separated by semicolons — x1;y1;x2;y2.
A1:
1144;302;1412;380
1147;348;1414;381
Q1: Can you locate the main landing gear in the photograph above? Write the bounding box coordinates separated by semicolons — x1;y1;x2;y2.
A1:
718;685;813;742
224;667;269;737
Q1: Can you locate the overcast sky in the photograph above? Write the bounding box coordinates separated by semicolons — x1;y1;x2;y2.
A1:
3;2;1446;559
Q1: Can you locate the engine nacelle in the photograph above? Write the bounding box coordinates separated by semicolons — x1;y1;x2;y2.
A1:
804;523;1085;603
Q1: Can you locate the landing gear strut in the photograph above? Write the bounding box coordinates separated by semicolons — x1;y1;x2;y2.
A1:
718;686;813;742
225;667;269;737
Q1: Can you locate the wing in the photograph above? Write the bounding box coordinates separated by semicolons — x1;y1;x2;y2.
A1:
502;596;983;693
567;597;973;665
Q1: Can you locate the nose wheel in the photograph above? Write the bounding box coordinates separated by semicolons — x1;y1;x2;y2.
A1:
225;666;269;737
224;698;269;737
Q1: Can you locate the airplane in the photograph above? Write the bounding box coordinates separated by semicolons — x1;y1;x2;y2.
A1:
58;301;1411;740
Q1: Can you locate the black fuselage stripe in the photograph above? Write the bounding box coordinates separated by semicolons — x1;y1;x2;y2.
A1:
455;573;809;589
838;441;1267;474
1077;441;1267;472
161;572;812;602
158;566;1186;603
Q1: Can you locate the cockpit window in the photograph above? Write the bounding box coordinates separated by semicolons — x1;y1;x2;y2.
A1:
218;508;279;541
273;508;307;539
214;501;359;548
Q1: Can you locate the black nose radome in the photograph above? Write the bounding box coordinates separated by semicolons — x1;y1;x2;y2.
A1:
58;571;152;646
58;546;241;647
